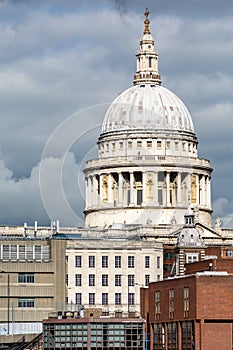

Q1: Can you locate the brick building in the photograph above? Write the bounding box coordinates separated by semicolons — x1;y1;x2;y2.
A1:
140;272;233;350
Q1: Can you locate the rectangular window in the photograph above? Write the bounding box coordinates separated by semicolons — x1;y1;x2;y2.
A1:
66;274;68;286
102;293;108;305
137;190;142;205
165;252;172;260
149;57;152;67
89;274;95;286
115;293;121;305
154;324;165;349
147;140;152;148
168;323;177;349
157;256;160;269
102;274;108;286
182;321;194;349
157;275;161;281
75;274;82;286
186;254;198;264
184;287;189;317
175;142;179;149
128;274;135;287
65;255;68;262
19;245;26;260
226;249;232;257
158;189;163;207
75;293;82;305
102;256;108;268
128;141;132;148
18;298;34;308
112;142;115;150
157;140;162;148
119;142;123;149
89;293;95;305
115;274;121;287
166;141;170;149
89;256;95;268
18;273;34;284
145;256;150;268
137;140;142;148
155;291;160;319
75;255;82;268
115;256;121;268
128;293;135;305
128;256;135;268
145;275;150;286
169;289;174;319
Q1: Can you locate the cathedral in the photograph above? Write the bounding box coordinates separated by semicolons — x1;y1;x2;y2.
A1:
85;8;212;229
1;9;233;336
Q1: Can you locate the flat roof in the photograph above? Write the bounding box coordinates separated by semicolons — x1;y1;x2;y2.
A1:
43;317;146;324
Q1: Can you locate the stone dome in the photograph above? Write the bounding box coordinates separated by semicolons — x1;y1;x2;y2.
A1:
101;84;195;135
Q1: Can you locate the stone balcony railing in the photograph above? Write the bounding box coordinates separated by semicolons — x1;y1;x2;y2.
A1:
85;154;211;171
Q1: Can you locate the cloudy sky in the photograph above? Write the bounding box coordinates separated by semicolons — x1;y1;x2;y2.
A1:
0;0;233;227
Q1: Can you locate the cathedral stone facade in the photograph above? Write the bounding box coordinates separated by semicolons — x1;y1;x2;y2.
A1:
84;9;212;229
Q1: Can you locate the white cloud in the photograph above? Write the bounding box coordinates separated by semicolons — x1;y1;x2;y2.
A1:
213;198;229;216
0;150;85;226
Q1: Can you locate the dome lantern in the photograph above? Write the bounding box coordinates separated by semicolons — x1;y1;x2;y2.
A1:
133;8;161;86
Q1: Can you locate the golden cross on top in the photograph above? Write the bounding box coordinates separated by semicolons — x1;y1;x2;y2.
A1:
144;8;150;34
144;8;150;19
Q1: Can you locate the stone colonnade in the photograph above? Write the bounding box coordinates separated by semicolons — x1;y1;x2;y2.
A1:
85;171;211;210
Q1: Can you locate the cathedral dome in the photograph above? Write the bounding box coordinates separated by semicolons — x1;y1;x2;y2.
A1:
101;84;194;135
101;8;195;138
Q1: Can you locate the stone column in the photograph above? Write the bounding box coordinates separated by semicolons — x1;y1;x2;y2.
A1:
89;176;94;206
196;174;200;205
187;173;192;205
203;176;207;206
200;175;205;206
130;172;134;204
118;172;123;204
142;172;146;204
85;176;89;209
207;176;211;208
166;172;170;206
93;175;98;207
154;172;158;205
99;174;103;203
108;174;113;204
177;172;182;205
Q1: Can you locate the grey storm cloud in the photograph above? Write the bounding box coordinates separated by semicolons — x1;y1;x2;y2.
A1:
0;0;232;226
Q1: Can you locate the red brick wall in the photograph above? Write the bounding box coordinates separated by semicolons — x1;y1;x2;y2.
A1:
202;323;232;350
196;275;233;319
185;258;233;275
146;274;233;322
147;276;197;322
